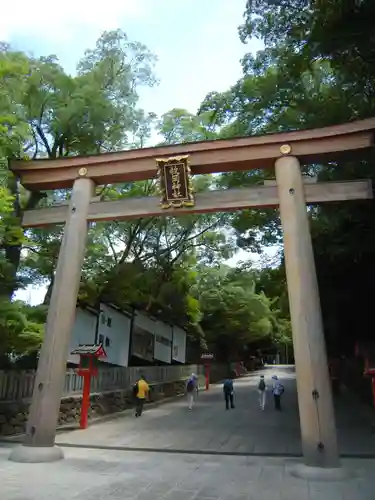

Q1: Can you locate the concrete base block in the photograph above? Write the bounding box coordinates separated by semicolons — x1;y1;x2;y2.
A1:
289;463;352;481
8;445;64;463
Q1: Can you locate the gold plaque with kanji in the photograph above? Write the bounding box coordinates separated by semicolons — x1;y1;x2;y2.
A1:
156;155;195;209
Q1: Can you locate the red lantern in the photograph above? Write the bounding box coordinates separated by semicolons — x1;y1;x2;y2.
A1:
70;344;107;429
200;353;214;390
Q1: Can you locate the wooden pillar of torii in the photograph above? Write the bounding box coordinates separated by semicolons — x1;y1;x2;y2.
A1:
8;119;375;476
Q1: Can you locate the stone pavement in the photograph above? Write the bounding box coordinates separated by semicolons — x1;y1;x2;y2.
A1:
1;444;375;499
2;366;375;499
51;366;375;456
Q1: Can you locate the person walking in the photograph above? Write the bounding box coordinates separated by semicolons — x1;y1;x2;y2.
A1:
258;375;267;410
186;373;198;411
272;375;284;411
223;375;235;410
133;374;149;417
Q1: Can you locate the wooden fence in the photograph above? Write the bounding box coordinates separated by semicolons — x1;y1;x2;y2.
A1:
0;364;200;402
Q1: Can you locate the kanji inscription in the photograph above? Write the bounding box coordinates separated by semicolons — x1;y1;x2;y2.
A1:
156;155;195;209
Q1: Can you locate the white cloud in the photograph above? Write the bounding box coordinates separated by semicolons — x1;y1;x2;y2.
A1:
0;0;145;42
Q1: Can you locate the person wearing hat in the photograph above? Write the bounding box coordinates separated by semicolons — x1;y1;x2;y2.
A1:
186;373;198;411
272;375;284;411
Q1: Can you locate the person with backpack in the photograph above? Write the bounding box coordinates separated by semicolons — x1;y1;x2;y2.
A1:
186;373;198;411
258;375;267;410
133;374;149;417
272;375;284;411
223;375;235;410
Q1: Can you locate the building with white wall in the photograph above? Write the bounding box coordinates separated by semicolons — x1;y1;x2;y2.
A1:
67;303;187;367
154;319;173;364
97;303;132;367
131;311;155;363
172;325;187;364
67;306;98;365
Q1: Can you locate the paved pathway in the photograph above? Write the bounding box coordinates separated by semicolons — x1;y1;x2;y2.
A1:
53;366;375;456
1;444;375;499
2;366;375;499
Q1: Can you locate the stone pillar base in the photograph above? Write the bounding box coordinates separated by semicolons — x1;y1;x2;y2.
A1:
289;463;352;481
8;445;64;463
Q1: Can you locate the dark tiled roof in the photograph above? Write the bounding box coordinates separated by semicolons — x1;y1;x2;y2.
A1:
70;344;106;357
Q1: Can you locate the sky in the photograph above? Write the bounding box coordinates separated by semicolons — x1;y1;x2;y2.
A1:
2;0;264;117
2;0;275;305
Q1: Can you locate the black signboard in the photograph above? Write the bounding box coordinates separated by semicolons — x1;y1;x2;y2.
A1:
156;155;195;209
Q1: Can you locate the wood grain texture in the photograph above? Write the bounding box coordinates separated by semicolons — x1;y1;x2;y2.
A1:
11;118;375;190
22;180;373;227
275;156;339;468
24;178;95;448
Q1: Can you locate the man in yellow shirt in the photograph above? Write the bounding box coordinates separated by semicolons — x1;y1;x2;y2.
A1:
135;375;149;417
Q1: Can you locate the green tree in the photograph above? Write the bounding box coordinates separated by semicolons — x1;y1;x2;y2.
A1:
77;182;235;324
0;30;159;360
0;300;45;367
0;29;157;298
191;265;283;361
0;45;30;159
199;0;375;358
158;108;218;144
239;0;375;89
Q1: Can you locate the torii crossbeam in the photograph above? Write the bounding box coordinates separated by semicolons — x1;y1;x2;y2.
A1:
9;118;375;478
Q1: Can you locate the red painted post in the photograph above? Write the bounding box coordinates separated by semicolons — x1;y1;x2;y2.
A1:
72;345;106;430
80;372;91;429
371;377;375;409
364;367;375;413
205;362;210;390
201;353;214;390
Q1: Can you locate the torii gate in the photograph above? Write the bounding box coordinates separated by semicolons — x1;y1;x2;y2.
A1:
8;118;375;478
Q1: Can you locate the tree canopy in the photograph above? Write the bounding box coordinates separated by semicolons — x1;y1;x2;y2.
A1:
0;29;291;367
2;2;373;366
199;0;375;356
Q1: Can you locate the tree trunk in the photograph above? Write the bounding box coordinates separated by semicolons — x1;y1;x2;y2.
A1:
3;244;23;297
4;183;46;298
43;275;55;305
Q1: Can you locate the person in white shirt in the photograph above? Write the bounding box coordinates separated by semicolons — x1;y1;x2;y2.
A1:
272;375;284;411
258;375;267;410
186;373;198;410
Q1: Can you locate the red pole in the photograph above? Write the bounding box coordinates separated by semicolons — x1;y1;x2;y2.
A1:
80;372;91;429
371;377;375;409
205;363;210;390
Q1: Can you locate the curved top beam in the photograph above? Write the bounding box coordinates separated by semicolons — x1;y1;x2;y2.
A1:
10;118;375;190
